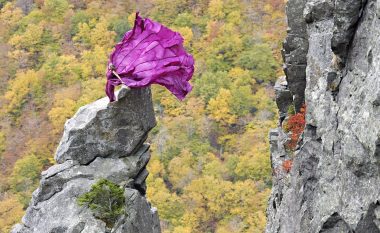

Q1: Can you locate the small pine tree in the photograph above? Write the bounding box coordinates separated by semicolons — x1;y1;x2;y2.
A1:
287;104;296;116
77;179;125;228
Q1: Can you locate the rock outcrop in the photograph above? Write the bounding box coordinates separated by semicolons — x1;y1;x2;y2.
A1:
282;0;308;111
11;87;161;233
267;0;380;232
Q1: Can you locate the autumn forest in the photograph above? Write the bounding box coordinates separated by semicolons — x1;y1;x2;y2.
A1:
0;0;286;232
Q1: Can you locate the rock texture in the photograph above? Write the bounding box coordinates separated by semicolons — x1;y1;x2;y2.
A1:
11;87;161;233
282;0;308;111
267;0;380;232
274;76;293;124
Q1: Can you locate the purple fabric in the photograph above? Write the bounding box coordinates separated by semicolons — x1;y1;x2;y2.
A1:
105;12;194;102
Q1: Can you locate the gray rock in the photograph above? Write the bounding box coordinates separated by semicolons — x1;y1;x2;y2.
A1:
112;189;161;233
274;76;293;123
331;0;368;66
304;0;334;23
283;0;309;111
267;0;380;232
55;87;156;165
11;87;161;233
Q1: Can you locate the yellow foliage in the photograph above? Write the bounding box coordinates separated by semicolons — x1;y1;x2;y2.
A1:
80;46;109;79
173;26;193;47
0;131;5;159
146;177;184;226
48;98;77;133
168;149;196;190
0;2;23;39
0;195;24;233
0;1;285;232
235;119;276;154
128;12;136;26
207;88;237;125
208;0;224;20
24;137;56;166
7;49;30;68
42;0;70;23
74;17;116;48
182;176;234;231
217;133;238;150
48;85;81;133
185;97;205;118
202;155;228;179
42;54;80;85
228;67;255;87
10;154;44;208
8;23;44;52
160;95;185;117
171;167;271;232
74;21;91;45
76;79;106;106
226;10;242;25
147;156;164;178
205;20;222;41
3;70;42;114
89;17;116;48
251;87;278;121
171;226;192;233
229;181;270;232
234;143;271;181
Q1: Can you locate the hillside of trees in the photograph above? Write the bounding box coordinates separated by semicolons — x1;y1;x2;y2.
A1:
0;0;286;232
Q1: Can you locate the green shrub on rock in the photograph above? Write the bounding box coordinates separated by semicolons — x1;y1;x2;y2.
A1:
77;179;125;228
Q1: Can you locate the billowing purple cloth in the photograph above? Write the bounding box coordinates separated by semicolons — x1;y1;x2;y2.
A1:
105;12;194;102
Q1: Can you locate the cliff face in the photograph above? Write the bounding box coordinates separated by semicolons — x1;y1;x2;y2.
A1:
267;0;380;232
11;87;161;233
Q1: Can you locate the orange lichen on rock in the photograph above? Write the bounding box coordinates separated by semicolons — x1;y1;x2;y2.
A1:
282;159;293;173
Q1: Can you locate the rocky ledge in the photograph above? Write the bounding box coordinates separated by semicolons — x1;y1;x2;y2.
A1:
267;0;380;232
11;87;161;233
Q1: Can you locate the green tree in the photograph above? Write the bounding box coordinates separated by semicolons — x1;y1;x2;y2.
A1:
230;85;255;117
193;71;231;103
10;154;44;207
8;23;44;53
77;179;125;228
174;13;194;27
70;10;92;36
110;17;131;41
202;23;243;71
41;54;81;85
42;0;70;23
235;44;278;82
